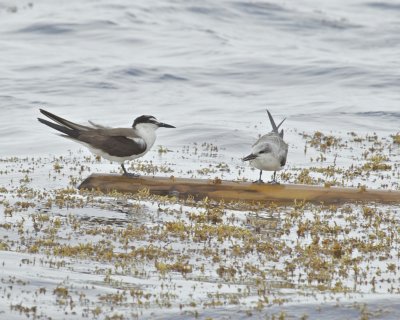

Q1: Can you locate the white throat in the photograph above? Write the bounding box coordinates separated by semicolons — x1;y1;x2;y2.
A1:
135;123;158;150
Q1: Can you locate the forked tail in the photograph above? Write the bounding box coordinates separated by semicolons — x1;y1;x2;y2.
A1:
266;109;285;133
37;117;79;138
39;109;90;131
38;109;83;138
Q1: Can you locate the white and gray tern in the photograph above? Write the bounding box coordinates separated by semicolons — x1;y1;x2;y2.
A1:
38;109;175;176
243;110;288;184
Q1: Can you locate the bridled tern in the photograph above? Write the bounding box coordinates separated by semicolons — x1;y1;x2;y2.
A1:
38;109;175;176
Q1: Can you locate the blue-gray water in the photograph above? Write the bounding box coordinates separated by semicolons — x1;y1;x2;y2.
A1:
1;0;399;157
1;2;400;319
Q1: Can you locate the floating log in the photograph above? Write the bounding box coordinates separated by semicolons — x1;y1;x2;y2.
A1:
78;174;400;204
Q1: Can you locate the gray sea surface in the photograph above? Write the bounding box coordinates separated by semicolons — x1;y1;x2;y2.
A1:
1;0;400;319
1;0;399;157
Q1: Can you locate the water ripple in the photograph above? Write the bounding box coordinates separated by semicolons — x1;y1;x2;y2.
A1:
366;2;400;10
16;20;118;35
233;1;286;15
158;73;188;81
17;23;75;34
0;0;399;156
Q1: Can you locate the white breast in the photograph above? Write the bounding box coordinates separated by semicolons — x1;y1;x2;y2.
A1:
250;154;282;171
134;123;157;152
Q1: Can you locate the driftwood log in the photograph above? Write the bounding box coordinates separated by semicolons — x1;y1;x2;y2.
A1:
78;174;400;204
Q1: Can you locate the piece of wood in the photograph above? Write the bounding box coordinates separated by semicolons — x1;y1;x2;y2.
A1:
78;174;400;204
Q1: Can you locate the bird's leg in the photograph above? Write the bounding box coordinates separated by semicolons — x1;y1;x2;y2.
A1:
253;170;264;184
121;163;128;175
268;171;279;184
121;163;139;178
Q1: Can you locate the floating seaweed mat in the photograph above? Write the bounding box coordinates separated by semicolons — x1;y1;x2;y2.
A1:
78;174;400;204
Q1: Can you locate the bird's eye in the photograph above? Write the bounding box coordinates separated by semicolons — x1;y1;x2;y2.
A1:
259;151;265;154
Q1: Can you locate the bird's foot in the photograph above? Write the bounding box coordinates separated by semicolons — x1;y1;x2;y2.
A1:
253;179;264;184
122;172;140;178
267;180;280;185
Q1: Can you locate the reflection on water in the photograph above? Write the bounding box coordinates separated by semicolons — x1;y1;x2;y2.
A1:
38;202;149;226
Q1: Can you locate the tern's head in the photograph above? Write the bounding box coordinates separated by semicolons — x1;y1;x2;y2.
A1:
133;115;175;131
242;143;271;161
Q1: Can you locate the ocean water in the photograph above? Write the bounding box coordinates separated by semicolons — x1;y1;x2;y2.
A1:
1;0;399;158
1;1;400;319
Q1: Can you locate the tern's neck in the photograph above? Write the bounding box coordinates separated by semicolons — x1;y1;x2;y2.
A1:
134;123;158;149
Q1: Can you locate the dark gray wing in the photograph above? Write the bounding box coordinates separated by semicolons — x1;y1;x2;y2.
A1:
278;139;288;166
77;132;147;157
280;154;287;166
88;121;109;129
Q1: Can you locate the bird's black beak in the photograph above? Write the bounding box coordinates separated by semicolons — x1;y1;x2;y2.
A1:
157;122;175;128
243;154;257;161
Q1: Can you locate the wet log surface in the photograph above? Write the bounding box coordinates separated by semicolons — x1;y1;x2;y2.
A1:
78;174;400;204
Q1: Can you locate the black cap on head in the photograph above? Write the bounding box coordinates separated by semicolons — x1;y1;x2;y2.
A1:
133;115;175;128
133;115;157;127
